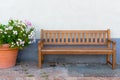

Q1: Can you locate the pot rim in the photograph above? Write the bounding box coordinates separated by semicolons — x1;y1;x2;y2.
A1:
0;48;18;51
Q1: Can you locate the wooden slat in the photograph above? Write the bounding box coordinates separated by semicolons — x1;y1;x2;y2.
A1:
86;32;89;43
44;42;107;45
103;32;106;43
41;48;113;55
45;32;48;43
42;51;112;55
54;33;56;44
62;33;64;44
74;33;76;43
90;33;93;43
93;33;96;43
70;33;72;43
58;33;60;43
94;32;98;43
49;32;52;43
82;33;84;43
99;32;102;43
78;33;79;43
43;30;107;33
66;33;68;44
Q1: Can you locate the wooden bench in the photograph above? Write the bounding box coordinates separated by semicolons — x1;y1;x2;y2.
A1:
38;29;116;69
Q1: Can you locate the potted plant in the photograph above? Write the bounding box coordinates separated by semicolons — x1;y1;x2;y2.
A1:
0;19;35;68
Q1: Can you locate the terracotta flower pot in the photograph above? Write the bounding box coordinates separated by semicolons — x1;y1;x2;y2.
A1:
0;47;18;68
2;44;10;48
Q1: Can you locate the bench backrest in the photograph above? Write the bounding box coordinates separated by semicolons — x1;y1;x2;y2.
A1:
41;29;110;45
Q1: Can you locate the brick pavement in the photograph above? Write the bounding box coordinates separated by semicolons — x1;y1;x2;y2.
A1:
0;62;120;80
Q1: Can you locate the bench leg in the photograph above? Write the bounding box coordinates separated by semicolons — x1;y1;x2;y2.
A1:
106;54;110;64
112;51;116;69
38;51;42;68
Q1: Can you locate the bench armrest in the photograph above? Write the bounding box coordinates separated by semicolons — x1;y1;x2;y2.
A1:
38;39;44;51
108;39;116;44
108;39;116;50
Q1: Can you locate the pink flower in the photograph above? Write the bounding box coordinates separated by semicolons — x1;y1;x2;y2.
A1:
25;20;32;26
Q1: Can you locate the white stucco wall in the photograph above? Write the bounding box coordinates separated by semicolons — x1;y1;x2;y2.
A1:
0;0;120;38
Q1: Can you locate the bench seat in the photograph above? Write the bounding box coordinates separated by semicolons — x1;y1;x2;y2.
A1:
41;45;112;54
41;48;113;54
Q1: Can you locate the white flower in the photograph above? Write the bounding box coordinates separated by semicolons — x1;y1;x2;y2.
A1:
4;32;7;34
18;39;22;41
0;29;2;33
5;28;9;30
16;41;19;46
17;26;21;27
20;41;25;45
28;35;33;39
13;30;18;35
11;45;14;47
8;26;13;30
21;27;24;31
11;42;16;47
11;42;14;44
28;41;31;44
22;23;26;26
28;32;34;39
0;29;3;31
23;34;26;36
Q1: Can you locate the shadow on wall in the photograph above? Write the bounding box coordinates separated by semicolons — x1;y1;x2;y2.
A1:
17;39;120;64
